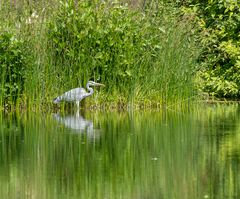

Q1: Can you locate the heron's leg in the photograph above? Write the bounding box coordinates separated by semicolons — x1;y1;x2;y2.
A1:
76;109;80;117
76;101;80;110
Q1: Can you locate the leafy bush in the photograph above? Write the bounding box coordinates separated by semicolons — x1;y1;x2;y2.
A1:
0;32;26;104
180;0;240;98
48;1;145;91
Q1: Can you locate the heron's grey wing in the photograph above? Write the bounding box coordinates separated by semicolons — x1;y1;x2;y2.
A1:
60;88;88;102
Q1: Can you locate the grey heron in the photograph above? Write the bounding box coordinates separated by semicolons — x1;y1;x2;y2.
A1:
53;81;105;109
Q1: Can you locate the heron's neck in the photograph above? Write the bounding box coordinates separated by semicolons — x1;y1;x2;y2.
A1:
86;83;94;95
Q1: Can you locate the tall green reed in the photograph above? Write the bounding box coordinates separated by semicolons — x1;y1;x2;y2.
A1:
0;0;199;110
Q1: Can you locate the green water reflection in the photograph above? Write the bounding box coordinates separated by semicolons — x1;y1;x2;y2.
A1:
0;104;240;199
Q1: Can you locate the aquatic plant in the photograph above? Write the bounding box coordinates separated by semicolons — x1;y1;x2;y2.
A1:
0;0;199;109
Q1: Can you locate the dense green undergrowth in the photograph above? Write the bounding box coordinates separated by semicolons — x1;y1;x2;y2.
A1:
0;0;199;110
179;0;240;99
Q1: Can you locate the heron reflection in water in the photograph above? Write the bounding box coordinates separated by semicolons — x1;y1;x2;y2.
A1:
53;112;100;139
53;81;105;110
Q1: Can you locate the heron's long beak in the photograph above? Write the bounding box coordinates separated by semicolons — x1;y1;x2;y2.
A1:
94;83;105;87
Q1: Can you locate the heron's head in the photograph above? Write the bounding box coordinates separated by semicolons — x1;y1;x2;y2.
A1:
87;81;105;87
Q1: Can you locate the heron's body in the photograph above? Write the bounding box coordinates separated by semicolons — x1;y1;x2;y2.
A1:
53;87;91;103
53;81;104;109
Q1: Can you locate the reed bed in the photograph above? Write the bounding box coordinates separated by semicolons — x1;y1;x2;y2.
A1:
0;0;199;110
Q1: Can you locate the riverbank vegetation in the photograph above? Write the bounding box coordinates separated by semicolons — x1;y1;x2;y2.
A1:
0;0;199;110
1;0;239;110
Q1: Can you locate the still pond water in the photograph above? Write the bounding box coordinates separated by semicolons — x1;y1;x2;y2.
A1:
0;104;240;199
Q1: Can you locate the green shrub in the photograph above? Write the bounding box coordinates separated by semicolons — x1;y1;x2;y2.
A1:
0;32;27;104
180;0;240;98
48;1;145;92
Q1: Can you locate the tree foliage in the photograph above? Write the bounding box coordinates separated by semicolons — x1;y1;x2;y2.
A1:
180;0;240;98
